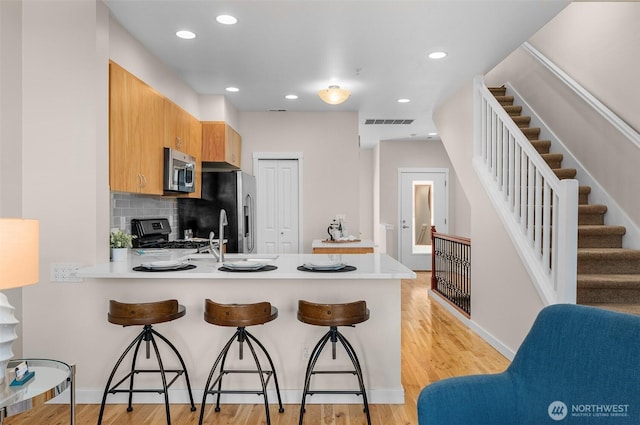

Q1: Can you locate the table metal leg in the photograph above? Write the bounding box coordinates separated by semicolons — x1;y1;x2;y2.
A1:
69;363;76;425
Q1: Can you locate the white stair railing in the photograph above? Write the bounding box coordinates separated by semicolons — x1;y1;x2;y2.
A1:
472;76;578;305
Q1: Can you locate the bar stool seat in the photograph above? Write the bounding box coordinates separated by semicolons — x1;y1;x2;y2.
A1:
98;299;196;425
297;300;371;425
199;299;284;425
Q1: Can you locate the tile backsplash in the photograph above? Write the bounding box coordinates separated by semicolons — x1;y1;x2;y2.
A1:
111;192;179;239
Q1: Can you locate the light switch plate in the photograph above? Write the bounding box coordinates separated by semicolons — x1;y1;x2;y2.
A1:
51;263;83;283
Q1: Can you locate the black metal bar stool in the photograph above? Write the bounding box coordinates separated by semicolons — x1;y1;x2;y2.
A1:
98;299;196;425
199;299;284;425
297;299;371;425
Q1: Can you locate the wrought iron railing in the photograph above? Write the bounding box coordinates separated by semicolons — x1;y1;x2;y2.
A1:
431;226;471;316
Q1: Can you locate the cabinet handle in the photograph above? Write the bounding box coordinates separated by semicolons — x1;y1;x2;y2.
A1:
140;174;146;188
176;137;182;148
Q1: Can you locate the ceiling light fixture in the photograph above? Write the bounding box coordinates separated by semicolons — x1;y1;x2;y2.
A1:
428;51;447;60
397;98;411;103
285;94;298;100
225;87;239;92
317;85;350;105
176;30;196;40
216;14;238;25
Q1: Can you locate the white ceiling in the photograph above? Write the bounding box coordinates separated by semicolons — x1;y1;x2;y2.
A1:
105;0;569;148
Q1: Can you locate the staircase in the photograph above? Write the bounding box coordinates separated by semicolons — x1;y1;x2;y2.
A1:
490;86;640;315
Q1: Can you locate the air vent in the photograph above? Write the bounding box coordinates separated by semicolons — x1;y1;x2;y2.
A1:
364;119;414;125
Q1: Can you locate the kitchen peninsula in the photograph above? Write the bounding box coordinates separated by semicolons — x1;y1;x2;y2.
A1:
77;253;415;405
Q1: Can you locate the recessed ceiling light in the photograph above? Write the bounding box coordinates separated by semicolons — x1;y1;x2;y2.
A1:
225;87;239;93
216;14;238;25
176;30;196;40
397;98;411;103
285;94;298;100
428;51;447;60
428;132;438;136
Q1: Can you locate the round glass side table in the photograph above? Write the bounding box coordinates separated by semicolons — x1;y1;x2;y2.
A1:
0;359;75;425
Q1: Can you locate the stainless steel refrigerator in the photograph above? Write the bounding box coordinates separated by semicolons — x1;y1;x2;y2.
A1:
177;170;256;253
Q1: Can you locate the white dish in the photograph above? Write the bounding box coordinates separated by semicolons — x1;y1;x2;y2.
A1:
140;260;188;270
222;261;266;270
302;262;346;271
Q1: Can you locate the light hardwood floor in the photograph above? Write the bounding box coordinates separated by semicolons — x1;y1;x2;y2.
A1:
5;272;510;425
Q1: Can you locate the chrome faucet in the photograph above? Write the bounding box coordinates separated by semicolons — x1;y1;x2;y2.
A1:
209;209;228;262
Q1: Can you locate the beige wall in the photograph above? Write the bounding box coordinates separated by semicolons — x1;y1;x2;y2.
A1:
239;111;361;252
378;139;465;259
434;81;544;354
19;0;110;382
0;0;25;357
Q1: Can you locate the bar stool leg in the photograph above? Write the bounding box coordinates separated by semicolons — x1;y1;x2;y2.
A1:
125;329;147;412
97;328;146;425
245;331;285;412
244;335;272;425
299;331;332;425
199;331;238;425
213;330;238;412
151;328;198;411
336;332;371;425
148;333;172;425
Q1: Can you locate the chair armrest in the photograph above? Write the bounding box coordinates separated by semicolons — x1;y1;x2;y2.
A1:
417;372;516;425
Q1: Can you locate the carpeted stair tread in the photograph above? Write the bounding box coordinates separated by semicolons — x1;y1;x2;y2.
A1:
579;204;607;225
488;87;506;96
503;105;522;116
578;273;640;287
530;140;551;154
577;248;640;274
578;225;626;248
541;153;563;168
512;115;531;127
494;95;514;106
582;303;640;316
553;168;577;179
521;127;541;140
578;186;591;205
578;274;640;304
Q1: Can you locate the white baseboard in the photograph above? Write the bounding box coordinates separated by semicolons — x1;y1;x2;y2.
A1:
50;387;405;405
428;289;516;361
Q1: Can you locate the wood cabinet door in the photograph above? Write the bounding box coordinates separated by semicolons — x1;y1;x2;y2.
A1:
201;121;225;161
109;62;142;193
187;117;202;198
138;84;164;195
164;100;190;153
226;125;242;168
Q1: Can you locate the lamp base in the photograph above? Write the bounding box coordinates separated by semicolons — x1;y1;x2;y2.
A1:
0;292;19;385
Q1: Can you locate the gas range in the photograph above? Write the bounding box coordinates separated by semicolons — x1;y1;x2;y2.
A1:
131;218;209;250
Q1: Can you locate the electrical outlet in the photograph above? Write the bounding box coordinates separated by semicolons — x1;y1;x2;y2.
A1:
51;263;83;283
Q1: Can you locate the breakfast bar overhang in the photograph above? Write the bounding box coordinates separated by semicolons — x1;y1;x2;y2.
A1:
77;253;415;405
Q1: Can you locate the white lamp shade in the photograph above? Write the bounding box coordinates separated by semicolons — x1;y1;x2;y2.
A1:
0;218;39;290
318;85;351;105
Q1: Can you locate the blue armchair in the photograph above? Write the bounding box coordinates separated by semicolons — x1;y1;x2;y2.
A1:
417;304;640;424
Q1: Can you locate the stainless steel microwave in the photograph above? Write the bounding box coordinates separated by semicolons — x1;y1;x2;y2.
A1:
163;148;195;193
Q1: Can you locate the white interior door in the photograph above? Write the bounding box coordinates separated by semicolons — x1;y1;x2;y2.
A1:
256;158;300;253
399;169;448;270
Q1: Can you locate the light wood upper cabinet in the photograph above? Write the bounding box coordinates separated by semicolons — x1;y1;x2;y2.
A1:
109;61;164;195
163;100;192;155
186;116;202;198
201;122;241;169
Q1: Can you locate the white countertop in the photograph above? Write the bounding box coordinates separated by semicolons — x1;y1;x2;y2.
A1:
77;251;415;280
312;239;376;248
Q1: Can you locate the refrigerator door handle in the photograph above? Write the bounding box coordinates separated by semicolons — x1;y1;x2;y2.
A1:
246;193;255;252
